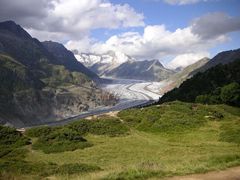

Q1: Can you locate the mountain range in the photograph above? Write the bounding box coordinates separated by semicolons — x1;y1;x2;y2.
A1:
1;20;239;127
76;51;175;81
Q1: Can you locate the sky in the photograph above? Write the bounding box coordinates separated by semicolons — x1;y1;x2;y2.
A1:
0;0;240;68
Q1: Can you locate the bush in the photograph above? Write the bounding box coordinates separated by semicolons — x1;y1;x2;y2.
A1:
68;118;129;137
88;118;129;136
32;128;92;153
0;126;30;148
195;95;211;104
221;82;240;106
68;120;91;135
25;126;53;138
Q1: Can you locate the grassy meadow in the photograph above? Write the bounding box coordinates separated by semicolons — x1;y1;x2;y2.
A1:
1;101;240;179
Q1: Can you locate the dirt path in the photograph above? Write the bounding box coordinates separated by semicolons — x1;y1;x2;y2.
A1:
163;166;240;180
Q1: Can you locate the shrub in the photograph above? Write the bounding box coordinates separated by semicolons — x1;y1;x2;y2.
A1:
68;118;129;137
32;128;92;154
68;120;91;135
88;118;128;136
195;95;211;104
0;126;30;148
221;82;240;106
25;126;53;138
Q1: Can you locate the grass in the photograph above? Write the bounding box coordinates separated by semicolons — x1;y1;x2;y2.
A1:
2;101;240;179
104;169;168;180
219;119;240;144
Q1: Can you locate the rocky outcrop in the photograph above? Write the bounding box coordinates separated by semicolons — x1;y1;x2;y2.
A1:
0;87;116;128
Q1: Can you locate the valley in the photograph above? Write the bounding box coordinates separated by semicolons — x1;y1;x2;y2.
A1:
0;6;240;179
23;79;164;128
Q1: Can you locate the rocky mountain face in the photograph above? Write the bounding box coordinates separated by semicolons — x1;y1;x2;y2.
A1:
161;58;210;94
76;51;174;81
0;21;116;127
191;49;240;75
105;59;175;81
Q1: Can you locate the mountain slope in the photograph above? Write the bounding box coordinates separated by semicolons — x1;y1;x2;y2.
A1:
0;21;58;68
159;50;240;105
191;49;240;75
0;21;116;127
105;59;175;81
161;58;209;93
42;41;99;81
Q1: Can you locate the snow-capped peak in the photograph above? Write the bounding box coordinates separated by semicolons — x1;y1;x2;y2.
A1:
74;50;134;67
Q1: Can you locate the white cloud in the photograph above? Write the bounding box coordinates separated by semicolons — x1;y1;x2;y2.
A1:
65;37;95;53
26;28;67;42
0;0;144;41
67;24;225;63
66;12;240;69
167;52;210;69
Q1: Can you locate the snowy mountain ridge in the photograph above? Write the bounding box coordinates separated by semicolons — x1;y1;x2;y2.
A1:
75;51;134;68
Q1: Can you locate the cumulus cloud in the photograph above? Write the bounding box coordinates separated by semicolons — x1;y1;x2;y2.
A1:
66;12;240;68
191;12;240;39
0;0;144;41
66;37;95;54
167;52;210;69
66;24;226;68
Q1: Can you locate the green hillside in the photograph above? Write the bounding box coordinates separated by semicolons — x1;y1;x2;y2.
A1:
1;102;240;179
